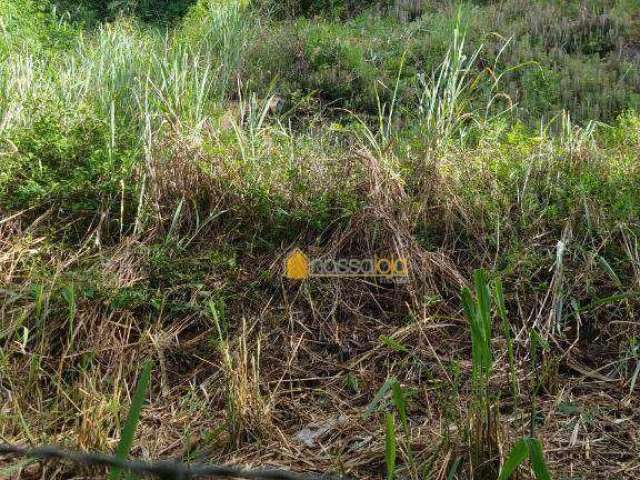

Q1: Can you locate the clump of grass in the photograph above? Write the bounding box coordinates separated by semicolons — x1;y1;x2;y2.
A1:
210;307;270;447
462;269;500;479
463;271;555;480
416;26;482;148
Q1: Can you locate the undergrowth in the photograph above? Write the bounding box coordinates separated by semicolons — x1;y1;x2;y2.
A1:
1;1;639;479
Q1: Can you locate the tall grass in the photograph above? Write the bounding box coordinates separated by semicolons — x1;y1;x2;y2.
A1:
462;269;499;479
417;27;482;147
2;0;254;133
463;271;554;479
0;0;261;236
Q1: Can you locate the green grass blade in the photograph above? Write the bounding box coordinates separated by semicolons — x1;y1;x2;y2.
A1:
497;438;529;480
385;412;396;480
390;381;409;436
494;278;507;322
109;360;153;480
166;196;185;242
446;456;462;480
526;438;552;480
460;287;476;325
597;255;622;288
580;292;639;313
363;377;396;420
498;437;552;480
474;269;492;372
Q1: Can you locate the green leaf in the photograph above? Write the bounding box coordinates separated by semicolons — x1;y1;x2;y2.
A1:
461;287;476;325
494;278;507;323
526;438;552;480
385;412;396;480
363;377;396;420
474;269;491;341
581;292;640;313
446;456;462;480
497;439;529;480
498;438;552;480
557;402;579;416
61;284;76;320
390;381;409;435
166;196;185;241
463;269;493;390
109;360;153;480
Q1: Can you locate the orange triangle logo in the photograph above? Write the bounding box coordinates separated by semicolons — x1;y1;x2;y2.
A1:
284;248;309;280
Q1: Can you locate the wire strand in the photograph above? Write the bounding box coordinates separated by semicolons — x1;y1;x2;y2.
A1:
0;444;347;480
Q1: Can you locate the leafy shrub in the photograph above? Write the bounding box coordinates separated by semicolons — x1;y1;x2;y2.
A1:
520;66;562;118
0;0;78;56
254;0;383;19
1;104;136;216
54;0;198;25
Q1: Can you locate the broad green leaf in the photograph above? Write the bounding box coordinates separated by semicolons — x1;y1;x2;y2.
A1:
526;438;552;480
497;439;529;480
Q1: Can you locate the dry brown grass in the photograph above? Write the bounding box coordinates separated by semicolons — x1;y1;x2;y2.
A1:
2;189;640;480
2;117;640;479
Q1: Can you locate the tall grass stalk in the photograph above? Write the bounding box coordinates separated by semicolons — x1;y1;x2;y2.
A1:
462;269;493;409
462;269;500;478
417;27;481;147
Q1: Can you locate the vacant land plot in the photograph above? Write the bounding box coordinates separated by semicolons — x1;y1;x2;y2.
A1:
1;1;639;478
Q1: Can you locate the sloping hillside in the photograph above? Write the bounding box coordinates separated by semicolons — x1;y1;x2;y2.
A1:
1;1;639;479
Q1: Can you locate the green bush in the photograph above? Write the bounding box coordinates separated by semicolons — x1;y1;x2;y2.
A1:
0;0;78;56
1;104;136;216
254;0;383;19
54;0;198;25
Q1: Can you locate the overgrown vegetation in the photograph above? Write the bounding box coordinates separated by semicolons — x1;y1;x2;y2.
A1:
1;0;639;479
